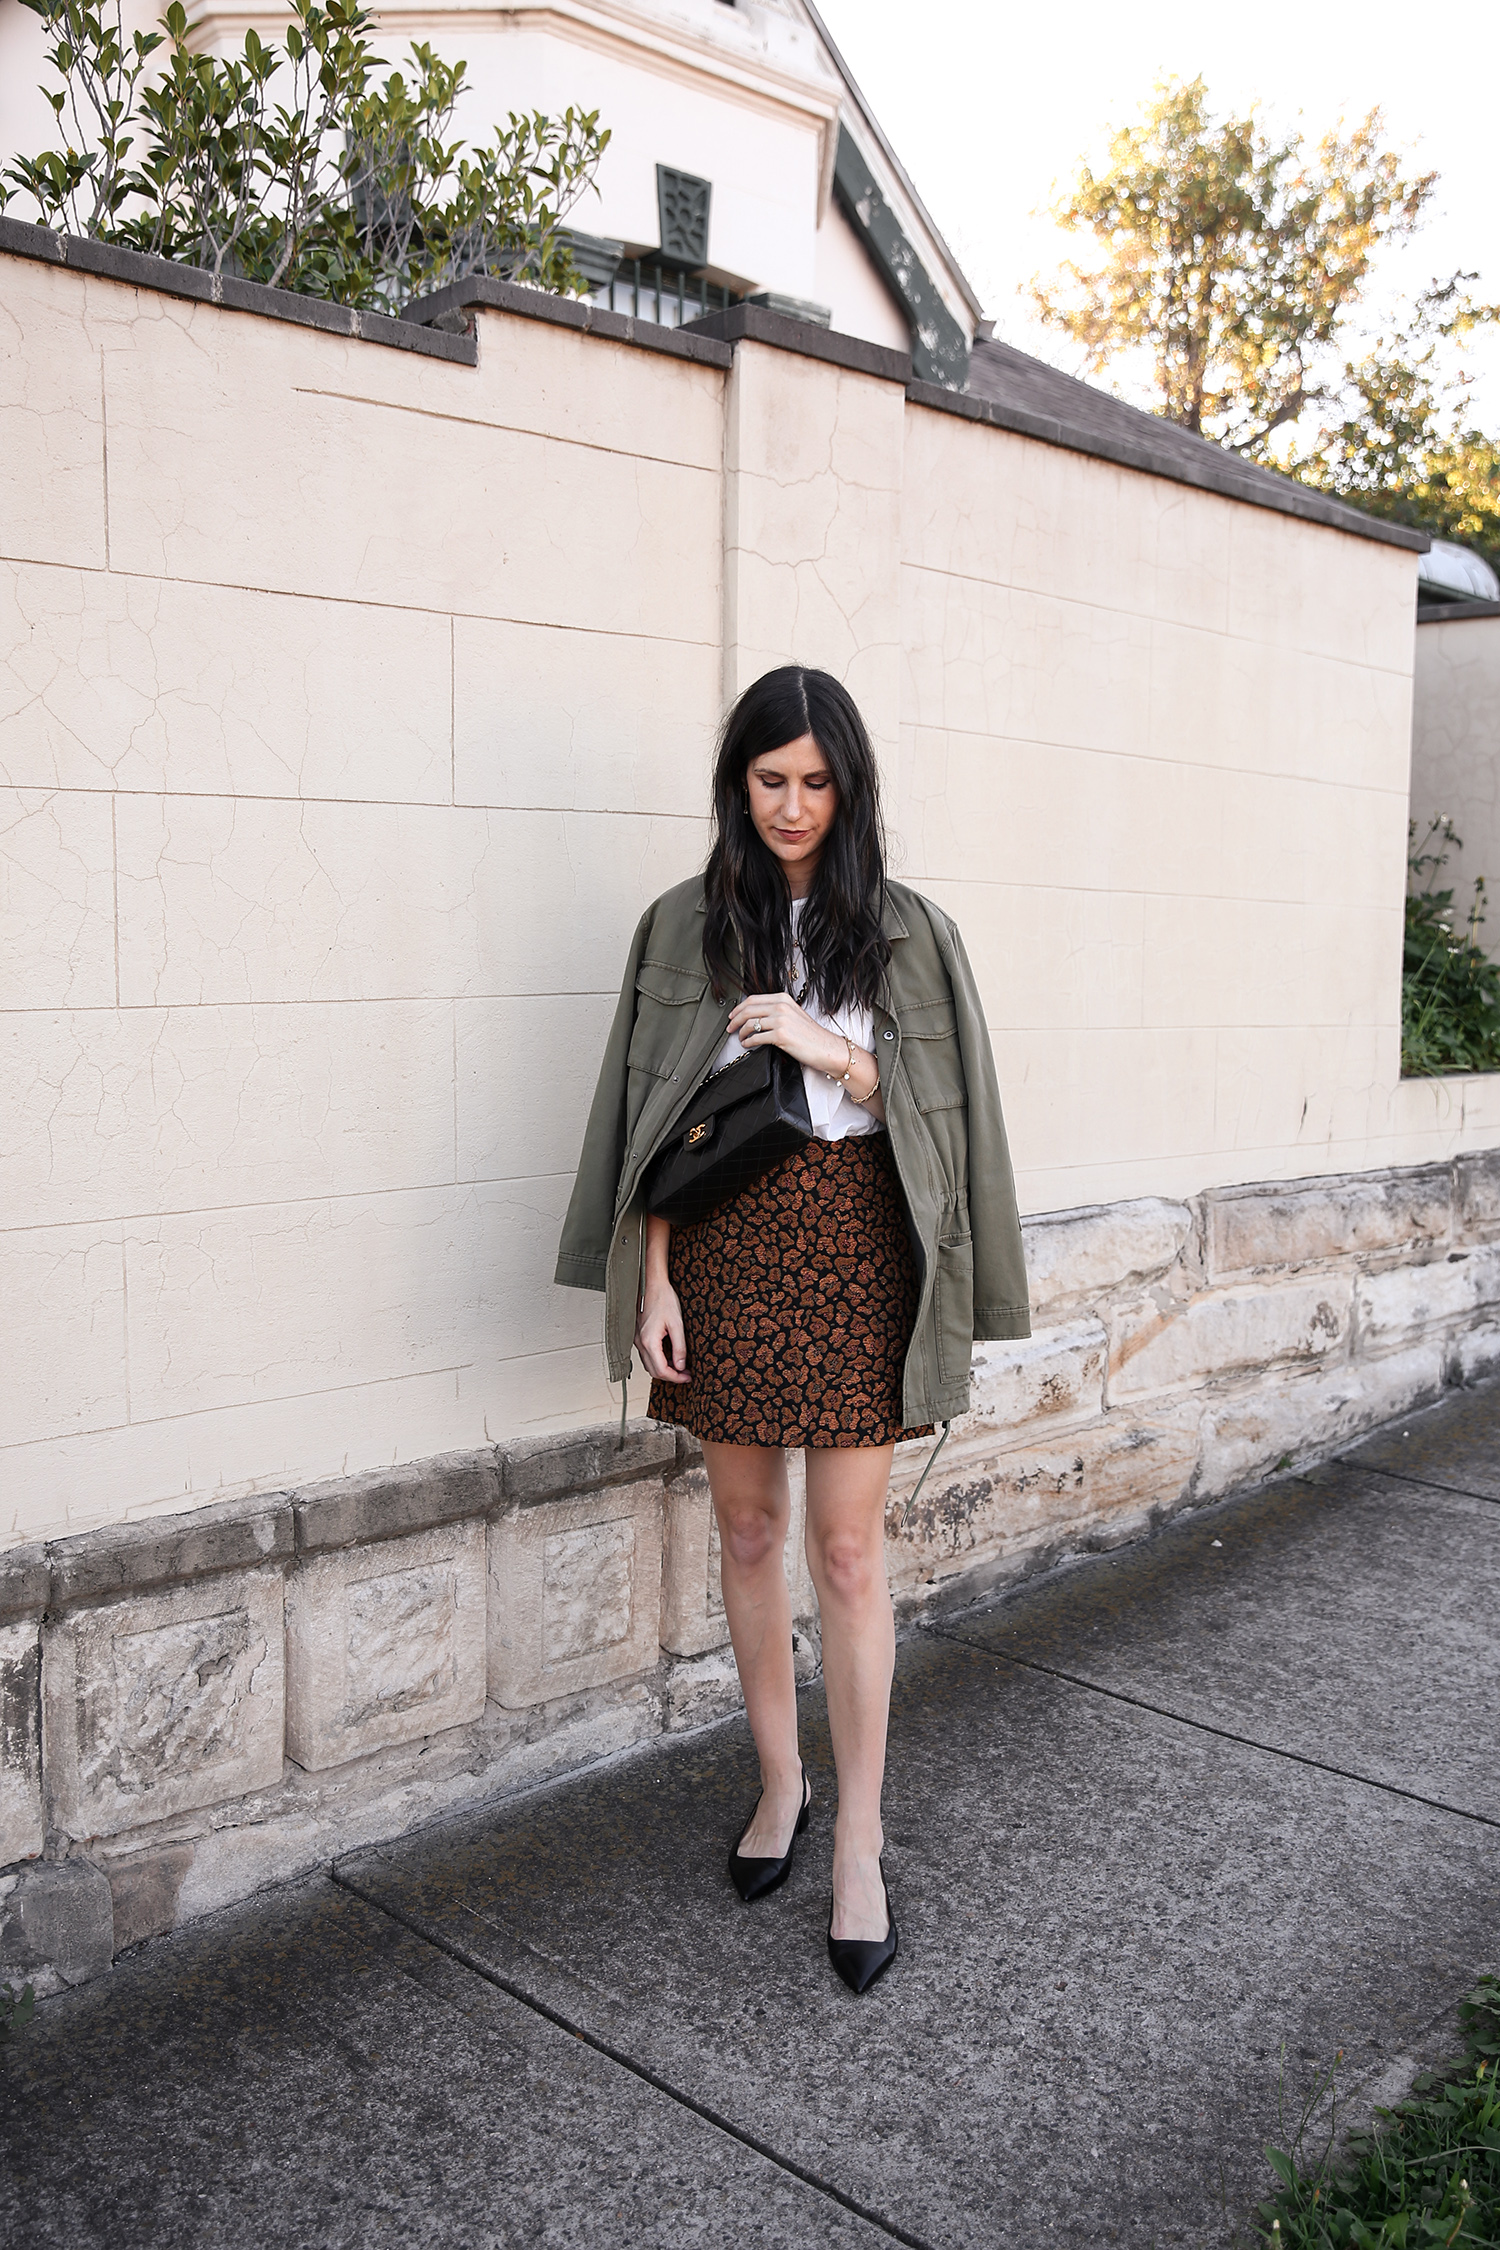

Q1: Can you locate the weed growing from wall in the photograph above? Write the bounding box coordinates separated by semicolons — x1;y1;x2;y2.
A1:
0;0;609;308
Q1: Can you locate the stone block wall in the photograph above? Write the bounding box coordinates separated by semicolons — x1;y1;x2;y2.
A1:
6;1150;1500;1999
887;1155;1500;1602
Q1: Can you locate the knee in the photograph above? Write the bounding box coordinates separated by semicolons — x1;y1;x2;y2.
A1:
813;1530;881;1606
717;1504;784;1572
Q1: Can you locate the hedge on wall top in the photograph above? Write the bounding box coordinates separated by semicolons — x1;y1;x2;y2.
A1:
0;0;611;311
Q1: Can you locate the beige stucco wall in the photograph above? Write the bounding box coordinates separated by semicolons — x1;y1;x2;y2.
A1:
896;407;1433;1212
1;247;1485;1551
1409;612;1500;924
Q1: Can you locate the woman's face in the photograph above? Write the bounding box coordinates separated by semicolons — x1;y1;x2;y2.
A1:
745;732;838;894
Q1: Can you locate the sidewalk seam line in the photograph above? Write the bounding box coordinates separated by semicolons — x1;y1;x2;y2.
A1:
331;1866;939;2250
1339;1459;1500;1509
931;1635;1500;1831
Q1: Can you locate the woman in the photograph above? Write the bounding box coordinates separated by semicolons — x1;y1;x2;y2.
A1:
555;667;1028;1994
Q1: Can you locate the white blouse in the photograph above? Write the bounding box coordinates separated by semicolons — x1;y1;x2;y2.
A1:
710;897;882;1142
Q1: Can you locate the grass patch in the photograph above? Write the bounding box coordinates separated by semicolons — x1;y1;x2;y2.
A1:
1256;1975;1500;2246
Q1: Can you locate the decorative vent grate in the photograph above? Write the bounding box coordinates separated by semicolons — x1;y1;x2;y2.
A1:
656;166;711;267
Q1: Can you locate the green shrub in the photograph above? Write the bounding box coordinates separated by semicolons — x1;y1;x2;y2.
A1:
0;0;609;309
1257;1975;1500;2246
1402;818;1500;1077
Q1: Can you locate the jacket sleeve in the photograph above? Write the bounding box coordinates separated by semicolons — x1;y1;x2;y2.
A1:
939;912;1031;1341
554;907;652;1292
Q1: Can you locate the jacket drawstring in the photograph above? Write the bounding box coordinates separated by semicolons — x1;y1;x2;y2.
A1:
901;1421;951;1525
619;1215;648;1451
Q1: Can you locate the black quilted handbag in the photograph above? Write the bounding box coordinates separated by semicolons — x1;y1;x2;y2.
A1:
644;1046;812;1227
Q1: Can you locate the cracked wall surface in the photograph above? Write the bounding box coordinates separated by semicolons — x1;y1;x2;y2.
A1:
1;246;1495;1552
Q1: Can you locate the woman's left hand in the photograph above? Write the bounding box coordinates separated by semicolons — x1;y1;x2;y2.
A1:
728;991;848;1077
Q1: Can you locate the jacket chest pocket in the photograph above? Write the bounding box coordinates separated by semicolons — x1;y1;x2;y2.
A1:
897;997;964;1116
628;961;708;1083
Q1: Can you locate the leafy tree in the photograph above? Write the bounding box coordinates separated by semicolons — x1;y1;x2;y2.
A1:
1030;76;1435;453
1288;276;1500;571
0;0;610;309
1032;76;1500;573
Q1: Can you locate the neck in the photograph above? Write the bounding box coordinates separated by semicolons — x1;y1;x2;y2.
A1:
785;859;819;902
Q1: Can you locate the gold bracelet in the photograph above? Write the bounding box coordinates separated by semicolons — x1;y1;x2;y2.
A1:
824;1032;857;1087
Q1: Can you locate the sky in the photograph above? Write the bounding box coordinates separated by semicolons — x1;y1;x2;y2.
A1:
815;0;1500;428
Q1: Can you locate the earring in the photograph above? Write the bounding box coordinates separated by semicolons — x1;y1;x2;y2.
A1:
742;790;750;815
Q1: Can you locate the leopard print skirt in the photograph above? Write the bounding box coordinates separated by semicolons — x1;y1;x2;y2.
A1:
647;1131;934;1450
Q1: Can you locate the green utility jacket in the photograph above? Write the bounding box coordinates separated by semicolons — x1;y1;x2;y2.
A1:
554;877;1030;1427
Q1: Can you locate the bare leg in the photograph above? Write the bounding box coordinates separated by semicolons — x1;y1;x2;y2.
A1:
804;1444;896;1943
701;1440;805;1856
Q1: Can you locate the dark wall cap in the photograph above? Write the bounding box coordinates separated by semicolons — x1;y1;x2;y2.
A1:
684;300;910;385
1417;598;1500;623
908;373;1430;554
0;217;477;367
402;274;733;369
0;1545;51;1625
502;1420;676;1508
293;1450;501;1554
49;1496;293;1609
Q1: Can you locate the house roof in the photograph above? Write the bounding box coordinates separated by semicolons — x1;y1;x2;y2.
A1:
954;336;1430;552
794;0;983;326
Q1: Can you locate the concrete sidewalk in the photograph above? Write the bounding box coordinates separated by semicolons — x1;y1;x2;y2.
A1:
4;1383;1498;2249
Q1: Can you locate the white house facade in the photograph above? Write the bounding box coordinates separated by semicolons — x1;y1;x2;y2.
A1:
0;0;982;378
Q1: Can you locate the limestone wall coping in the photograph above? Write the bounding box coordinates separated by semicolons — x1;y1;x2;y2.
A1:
26;1421;686;1614
292;1452;501;1556
48;1498;294;1611
501;1422;678;1507
0;1548;51;1626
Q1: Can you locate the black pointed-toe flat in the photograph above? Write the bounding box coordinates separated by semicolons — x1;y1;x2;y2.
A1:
727;1765;811;1903
826;1861;898;1994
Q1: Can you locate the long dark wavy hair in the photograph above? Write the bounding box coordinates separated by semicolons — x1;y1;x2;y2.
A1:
702;666;890;1012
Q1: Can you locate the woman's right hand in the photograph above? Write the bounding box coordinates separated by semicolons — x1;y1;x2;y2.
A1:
636;1276;690;1384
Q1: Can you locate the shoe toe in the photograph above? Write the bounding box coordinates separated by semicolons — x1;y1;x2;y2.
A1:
826;1921;898;1994
728;1850;790;1904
